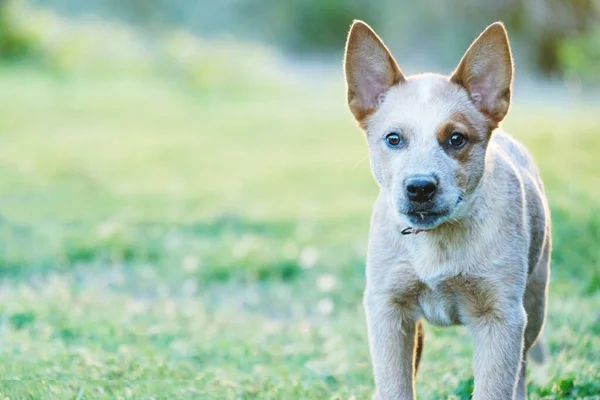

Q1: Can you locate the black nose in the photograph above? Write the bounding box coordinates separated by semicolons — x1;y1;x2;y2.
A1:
406;177;437;203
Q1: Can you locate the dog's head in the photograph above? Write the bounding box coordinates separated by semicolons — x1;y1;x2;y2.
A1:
344;21;513;230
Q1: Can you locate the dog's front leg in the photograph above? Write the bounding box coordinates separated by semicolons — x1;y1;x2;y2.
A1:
365;293;417;400
469;304;527;400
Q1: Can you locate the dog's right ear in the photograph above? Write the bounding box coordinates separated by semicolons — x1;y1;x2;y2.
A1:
344;20;404;124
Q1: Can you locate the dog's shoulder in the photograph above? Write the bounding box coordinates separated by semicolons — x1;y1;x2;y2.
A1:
487;128;551;273
485;129;545;209
490;129;539;176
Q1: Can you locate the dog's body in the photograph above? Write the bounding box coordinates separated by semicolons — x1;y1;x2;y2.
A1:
343;22;550;400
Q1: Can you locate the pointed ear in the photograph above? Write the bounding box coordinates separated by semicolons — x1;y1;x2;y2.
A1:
344;20;404;123
451;22;514;125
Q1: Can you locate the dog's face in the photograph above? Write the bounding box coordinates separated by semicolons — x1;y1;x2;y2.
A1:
344;22;513;230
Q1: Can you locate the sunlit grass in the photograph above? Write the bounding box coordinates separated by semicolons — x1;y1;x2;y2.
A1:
0;63;598;399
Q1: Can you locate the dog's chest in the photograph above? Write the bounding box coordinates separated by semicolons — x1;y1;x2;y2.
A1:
417;279;472;326
409;236;488;288
418;291;461;326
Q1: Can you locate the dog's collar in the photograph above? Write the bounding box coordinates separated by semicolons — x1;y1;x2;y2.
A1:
401;227;429;235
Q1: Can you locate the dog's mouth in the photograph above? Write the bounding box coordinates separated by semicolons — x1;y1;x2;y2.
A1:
406;210;448;219
403;209;450;228
400;196;464;233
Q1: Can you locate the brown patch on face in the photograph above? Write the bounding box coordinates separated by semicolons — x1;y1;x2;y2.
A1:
436;113;481;164
436;112;489;193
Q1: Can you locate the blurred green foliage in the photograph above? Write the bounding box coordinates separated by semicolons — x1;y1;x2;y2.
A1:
0;0;37;59
457;0;598;76
243;0;380;52
0;1;284;95
19;0;599;84
559;23;600;84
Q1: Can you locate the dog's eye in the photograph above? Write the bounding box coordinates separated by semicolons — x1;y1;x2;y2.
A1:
448;132;467;149
385;133;404;148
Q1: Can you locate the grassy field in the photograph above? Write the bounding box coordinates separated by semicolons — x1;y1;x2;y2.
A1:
0;64;598;399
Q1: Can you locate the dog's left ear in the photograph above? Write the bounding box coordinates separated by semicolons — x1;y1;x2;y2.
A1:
451;22;513;125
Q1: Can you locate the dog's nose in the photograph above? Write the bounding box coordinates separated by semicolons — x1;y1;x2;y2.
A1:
406;176;437;203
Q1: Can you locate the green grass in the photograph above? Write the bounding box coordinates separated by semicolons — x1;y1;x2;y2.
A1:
0;65;598;399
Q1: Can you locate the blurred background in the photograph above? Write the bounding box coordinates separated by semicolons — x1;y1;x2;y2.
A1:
0;0;598;398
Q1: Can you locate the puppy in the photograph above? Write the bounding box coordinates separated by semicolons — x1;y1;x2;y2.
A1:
343;21;550;400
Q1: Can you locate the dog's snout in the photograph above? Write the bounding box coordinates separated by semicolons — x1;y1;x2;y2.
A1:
406;176;437;203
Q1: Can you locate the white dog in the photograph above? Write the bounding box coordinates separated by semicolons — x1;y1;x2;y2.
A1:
343;21;550;400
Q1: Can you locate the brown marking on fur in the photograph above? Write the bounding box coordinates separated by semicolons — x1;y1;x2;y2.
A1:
353;106;375;129
431;109;492;194
414;320;425;377
435;113;480;144
455;169;470;191
442;275;501;323
435;113;482;176
391;280;427;311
